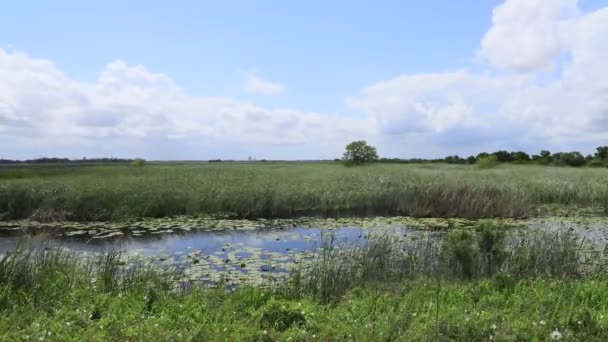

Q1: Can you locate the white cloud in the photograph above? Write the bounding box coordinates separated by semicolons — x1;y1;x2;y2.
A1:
0;49;372;159
347;1;608;154
481;0;580;72
244;73;286;95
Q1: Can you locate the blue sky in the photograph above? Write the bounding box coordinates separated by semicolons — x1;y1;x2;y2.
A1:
2;0;608;160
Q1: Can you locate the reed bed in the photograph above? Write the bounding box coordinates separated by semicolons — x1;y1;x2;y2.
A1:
2;163;608;221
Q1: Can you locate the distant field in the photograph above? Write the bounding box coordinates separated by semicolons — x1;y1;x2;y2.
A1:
1;162;607;221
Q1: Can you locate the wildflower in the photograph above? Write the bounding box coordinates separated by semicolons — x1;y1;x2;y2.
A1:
263;330;268;335
492;324;497;330
154;323;158;327
550;329;562;340
412;312;417;317
577;321;582;325
301;311;306;315
66;322;71;326
540;320;546;326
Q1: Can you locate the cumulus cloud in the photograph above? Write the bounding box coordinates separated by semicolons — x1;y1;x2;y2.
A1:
347;1;608;153
244;73;286;95
481;0;580;72
0;49;372;158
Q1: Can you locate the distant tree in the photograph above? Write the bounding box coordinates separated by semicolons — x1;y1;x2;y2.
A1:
540;150;551;158
476;152;490;160
466;156;477;164
491;150;513;163
510;151;531;163
595;146;608;160
552;152;586;167
342;140;379;165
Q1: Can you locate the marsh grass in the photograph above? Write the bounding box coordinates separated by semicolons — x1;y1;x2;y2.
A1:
4;163;608;221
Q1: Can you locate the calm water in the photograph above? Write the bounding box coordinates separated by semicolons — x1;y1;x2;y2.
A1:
1;218;606;286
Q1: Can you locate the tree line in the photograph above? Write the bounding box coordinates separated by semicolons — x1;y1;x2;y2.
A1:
379;146;608;167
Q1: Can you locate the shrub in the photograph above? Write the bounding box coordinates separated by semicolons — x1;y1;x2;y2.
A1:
476;155;499;169
130;158;147;167
259;300;306;331
475;221;506;276
441;230;478;279
587;159;607;167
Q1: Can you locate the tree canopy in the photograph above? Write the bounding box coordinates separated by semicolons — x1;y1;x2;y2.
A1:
342;140;379;165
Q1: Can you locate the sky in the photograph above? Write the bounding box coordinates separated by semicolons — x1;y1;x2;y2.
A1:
1;0;608;160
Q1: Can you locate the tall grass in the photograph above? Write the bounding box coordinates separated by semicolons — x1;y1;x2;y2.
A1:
3;163;608;221
286;224;603;303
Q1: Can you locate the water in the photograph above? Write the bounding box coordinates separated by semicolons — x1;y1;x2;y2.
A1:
1;217;607;286
0;224;424;286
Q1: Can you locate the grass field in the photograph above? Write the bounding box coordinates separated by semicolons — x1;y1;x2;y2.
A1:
1;162;608;221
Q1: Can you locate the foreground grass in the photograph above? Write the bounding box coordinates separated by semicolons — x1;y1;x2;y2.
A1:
2;163;608;221
3;278;608;341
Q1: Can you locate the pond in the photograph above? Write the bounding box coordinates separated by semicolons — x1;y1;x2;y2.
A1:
1;216;607;286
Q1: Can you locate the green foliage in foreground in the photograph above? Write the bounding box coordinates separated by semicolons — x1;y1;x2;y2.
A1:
3;278;608;341
2;163;608;221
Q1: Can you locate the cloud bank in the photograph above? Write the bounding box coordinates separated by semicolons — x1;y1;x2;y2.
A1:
1;0;608;159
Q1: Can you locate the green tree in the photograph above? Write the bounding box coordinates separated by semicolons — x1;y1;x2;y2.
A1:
595;146;608;160
342;140;379;165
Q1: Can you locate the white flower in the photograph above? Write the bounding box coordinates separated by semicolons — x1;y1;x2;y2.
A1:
263;330;268;335
540;320;546;326
412;312;417;317
550;329;562;340
492;324;497;330
577;321;582;325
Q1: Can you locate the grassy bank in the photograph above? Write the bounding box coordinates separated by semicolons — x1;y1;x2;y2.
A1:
2;226;608;340
2;163;608;221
